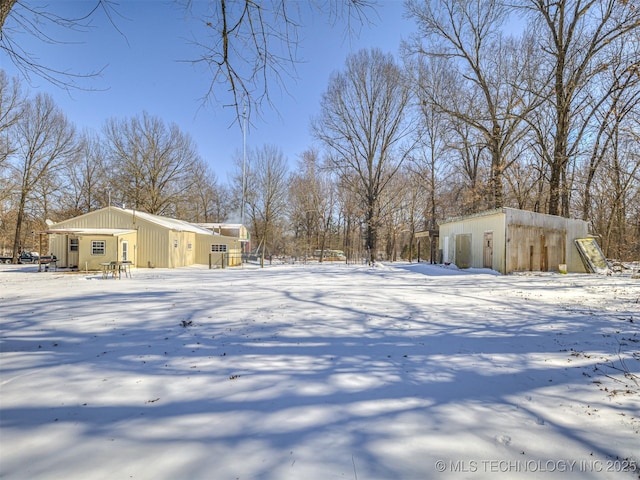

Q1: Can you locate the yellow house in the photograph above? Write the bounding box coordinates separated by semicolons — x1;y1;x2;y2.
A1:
46;206;242;270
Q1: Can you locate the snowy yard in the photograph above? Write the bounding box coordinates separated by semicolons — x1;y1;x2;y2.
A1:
1;262;639;480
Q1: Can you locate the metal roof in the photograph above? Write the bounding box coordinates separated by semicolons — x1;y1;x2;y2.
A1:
117;208;215;235
41;228;137;236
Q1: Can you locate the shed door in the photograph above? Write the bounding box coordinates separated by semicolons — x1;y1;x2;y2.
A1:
443;237;449;263
68;236;79;268
540;234;548;272
455;234;472;269
483;231;493;269
121;241;129;262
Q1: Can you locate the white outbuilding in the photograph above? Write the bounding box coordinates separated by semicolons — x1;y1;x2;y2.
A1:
438;208;591;274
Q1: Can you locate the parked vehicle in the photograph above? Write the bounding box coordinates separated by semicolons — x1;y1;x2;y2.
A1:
0;252;34;264
19;251;39;263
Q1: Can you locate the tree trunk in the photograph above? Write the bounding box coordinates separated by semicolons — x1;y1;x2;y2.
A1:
0;0;17;33
366;202;377;265
11;191;27;263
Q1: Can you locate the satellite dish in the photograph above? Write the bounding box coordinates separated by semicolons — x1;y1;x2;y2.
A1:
45;219;54;226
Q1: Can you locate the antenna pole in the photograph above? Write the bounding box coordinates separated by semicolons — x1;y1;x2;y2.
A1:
241;104;247;227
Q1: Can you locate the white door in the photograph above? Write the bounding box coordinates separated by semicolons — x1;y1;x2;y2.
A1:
443;237;449;264
68;236;79;268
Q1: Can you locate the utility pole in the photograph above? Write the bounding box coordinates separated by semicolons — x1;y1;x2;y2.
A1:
240;104;248;264
241;104;247;227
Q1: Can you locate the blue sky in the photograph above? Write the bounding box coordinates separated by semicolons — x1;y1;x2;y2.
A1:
1;1;414;181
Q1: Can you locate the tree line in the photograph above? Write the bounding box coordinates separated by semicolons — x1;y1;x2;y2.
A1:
1;0;638;264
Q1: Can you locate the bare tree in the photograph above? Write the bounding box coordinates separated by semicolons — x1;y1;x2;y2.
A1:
589;126;640;258
57;131;108;217
242;144;289;266
185;158;231;222
407;56;450;227
288;158;320;259
0;69;23;169
313;48;415;264
397;164;430;262
447;118;491;215
103;112;200;215
0;70;24;256
335;172;365;263
577;36;640;221
522;0;640;216
9;92;76;261
288;148;337;261
504;148;546;211
405;0;541;209
378;169;413;262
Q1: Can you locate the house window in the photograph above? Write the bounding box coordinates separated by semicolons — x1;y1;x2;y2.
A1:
174;239;178;248
69;238;79;252
91;241;106;256
211;244;227;253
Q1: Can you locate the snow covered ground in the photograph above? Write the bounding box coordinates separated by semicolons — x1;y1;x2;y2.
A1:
1;262;639;480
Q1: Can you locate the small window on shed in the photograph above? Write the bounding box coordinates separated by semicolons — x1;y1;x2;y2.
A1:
91;241;106;256
187;242;193;251
69;238;79;252
211;244;227;253
173;239;178;248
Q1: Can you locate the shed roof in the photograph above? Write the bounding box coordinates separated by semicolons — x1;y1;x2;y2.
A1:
198;223;244;229
50;207;224;236
42;228;137;236
116;208;215;235
440;207;587;226
440;208;505;225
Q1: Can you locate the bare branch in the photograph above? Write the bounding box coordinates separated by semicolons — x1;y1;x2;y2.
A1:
180;0;377;127
0;0;122;91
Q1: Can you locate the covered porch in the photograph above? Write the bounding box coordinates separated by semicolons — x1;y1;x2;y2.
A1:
44;228;138;271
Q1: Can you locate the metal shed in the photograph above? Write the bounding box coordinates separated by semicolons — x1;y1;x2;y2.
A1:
438;208;590;274
47;206;242;269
